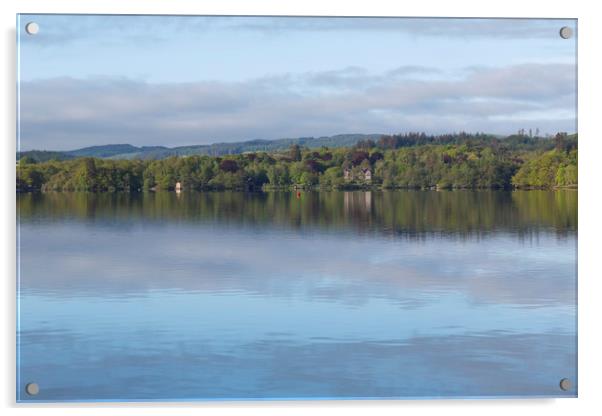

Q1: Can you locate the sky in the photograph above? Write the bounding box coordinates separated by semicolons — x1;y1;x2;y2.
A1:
17;15;577;151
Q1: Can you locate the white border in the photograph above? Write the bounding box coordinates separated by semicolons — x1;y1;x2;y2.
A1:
2;1;601;415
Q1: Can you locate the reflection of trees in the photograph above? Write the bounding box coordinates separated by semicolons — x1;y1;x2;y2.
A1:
17;190;577;238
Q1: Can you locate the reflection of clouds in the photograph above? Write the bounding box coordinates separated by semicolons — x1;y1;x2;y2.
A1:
17;192;578;401
21;287;575;349
18;219;576;401
20;221;576;310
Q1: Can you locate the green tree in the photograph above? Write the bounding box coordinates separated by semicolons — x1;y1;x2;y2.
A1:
289;144;302;162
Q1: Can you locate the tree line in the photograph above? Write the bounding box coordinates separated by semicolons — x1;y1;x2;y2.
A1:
17;133;577;192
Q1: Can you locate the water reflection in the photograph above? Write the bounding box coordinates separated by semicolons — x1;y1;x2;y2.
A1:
17;191;577;401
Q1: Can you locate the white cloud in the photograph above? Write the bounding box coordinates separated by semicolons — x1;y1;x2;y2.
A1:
19;63;576;150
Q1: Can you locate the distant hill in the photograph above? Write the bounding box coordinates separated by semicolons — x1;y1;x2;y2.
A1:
17;134;383;162
67;144;143;158
17;132;570;162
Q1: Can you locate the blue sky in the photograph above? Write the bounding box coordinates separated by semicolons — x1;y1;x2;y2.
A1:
17;15;577;150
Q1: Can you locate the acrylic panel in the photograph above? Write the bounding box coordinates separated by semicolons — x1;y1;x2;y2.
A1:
16;15;578;402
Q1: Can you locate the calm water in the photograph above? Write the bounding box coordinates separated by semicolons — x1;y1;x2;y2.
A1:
17;190;577;401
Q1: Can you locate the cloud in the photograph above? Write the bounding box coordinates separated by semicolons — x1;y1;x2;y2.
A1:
18;63;576;150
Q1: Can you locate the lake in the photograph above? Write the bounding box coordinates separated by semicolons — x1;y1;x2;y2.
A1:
16;190;577;401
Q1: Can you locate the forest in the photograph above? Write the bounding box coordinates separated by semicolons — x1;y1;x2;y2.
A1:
16;132;577;192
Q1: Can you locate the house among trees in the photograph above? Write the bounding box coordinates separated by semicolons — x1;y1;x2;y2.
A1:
363;168;372;182
343;167;372;183
175;182;182;192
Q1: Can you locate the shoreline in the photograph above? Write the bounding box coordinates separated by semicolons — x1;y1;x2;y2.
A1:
16;186;578;194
